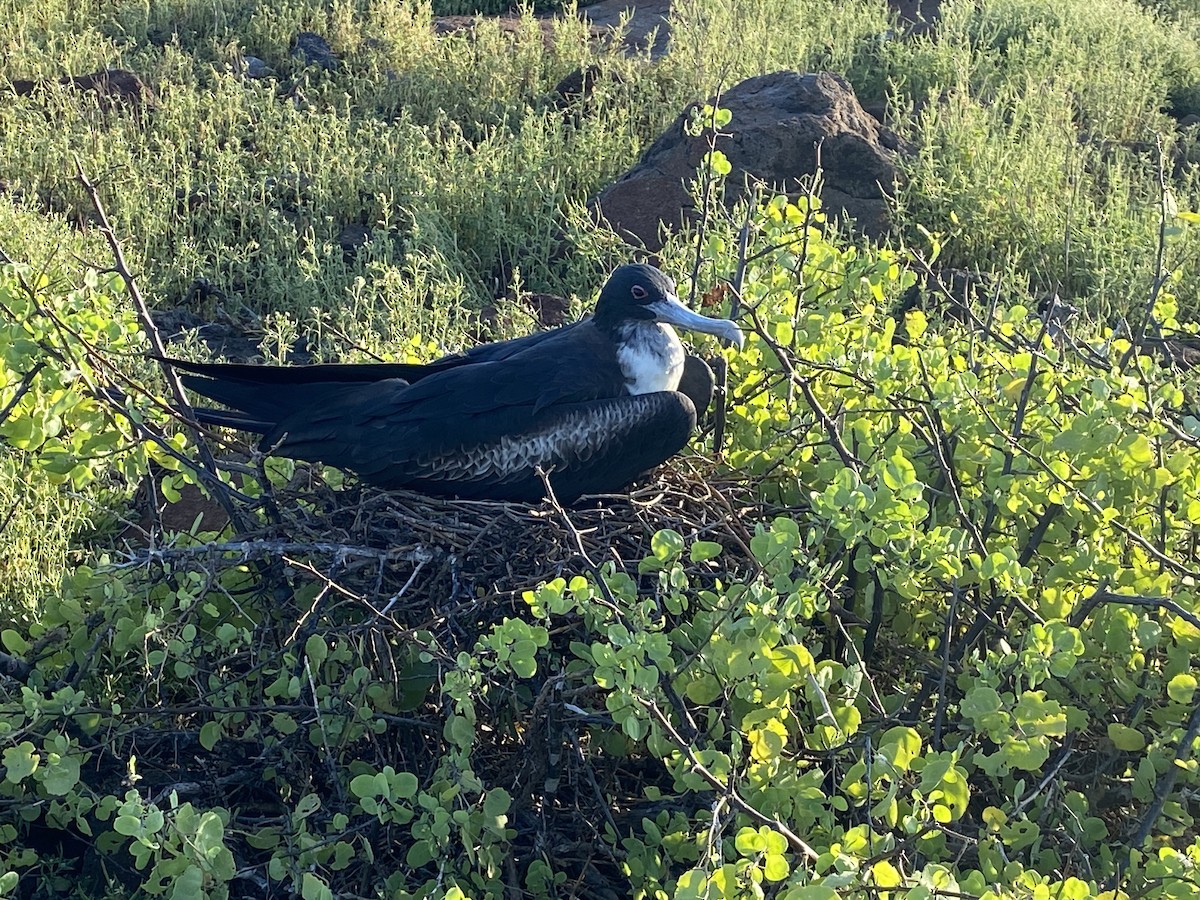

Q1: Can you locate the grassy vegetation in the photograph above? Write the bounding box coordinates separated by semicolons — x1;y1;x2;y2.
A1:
4;0;1200;896
887;0;1200;316
0;0;1196;328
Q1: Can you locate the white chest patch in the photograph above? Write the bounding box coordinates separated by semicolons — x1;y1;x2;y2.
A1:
616;323;686;395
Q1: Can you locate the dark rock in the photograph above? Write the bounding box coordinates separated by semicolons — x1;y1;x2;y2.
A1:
551;65;603;107
9;69;157;113
476;292;571;342
433;14;606;48
70;70;157;110
527;292;569;327
239;55;274;79
887;0;943;37
433;14;496;35
123;470;231;546
1141;335;1200;371
430;3;666;53
549;65;625;113
292;32;339;70
593;71;908;249
336;223;372;261
908;267;994;324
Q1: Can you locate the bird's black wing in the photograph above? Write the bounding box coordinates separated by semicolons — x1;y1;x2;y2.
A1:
165;319;590;425
263;323;620;454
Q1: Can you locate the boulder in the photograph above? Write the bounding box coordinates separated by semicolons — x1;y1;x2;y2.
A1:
593;71;907;249
291;32;339;71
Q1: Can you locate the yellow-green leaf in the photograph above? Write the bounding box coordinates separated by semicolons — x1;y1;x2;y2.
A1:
1107;723;1146;752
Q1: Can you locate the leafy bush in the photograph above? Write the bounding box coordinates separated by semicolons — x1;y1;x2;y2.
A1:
0;258;161;611
3;184;1200;896
6;1;1200;897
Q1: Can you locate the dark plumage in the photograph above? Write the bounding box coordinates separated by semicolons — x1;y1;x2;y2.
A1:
170;264;743;503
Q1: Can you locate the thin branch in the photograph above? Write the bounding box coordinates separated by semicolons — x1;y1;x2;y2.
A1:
1120;136;1170;373
1127;699;1200;854
1071;589;1200;633
73;157;250;532
637;695;819;862
0;361;46;426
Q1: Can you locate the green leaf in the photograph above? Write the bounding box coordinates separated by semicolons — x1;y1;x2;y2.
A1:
1168;673;1197;704
882;451;917;490
674;868;708;900
41;753;81;795
294;793;321;819
168;864;204;900
195;810;226;854
1123;433;1155;466
305;634;328;666
483;787;511;819
961;685;1002;719
113;815;142;837
871;859;904;888
685;674;723;704
350;773;381;800
763;852;790;881
445;715;474;750
689;540;723;562
1003;738;1051;772
1107;723;1146;752
705;150;733;176
301;872;332;900
2;742;38;783
650;529;685;563
391;771;418;800
734;827;765;854
879;726;922;770
406;839;436;868
1;630;29;654
510;639;538;678
160;475;181;504
780;887;839;900
199;721;221;752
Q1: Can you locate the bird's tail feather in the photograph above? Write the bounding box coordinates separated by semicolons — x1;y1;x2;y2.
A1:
187;406;275;433
161;356;445;386
174;362;411;439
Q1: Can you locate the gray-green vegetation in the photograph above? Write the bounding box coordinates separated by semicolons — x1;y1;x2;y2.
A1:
3;1;1200;898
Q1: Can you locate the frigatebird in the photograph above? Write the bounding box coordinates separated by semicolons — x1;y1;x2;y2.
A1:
169;264;743;503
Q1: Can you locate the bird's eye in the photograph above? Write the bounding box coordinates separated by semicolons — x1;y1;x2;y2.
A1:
630;284;648;300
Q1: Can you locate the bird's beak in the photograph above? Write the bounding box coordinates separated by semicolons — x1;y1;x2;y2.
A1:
649;295;745;348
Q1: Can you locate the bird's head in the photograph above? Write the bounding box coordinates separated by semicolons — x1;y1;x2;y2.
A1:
594;263;744;347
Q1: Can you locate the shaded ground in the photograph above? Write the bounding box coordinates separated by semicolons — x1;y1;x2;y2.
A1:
886;0;942;34
576;0;673;55
572;0;943;54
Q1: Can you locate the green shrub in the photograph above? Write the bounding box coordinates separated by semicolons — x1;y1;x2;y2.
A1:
3;186;1200;896
0;247;158;612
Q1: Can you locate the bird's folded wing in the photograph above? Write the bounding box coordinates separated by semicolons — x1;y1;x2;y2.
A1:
265;333;626;473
